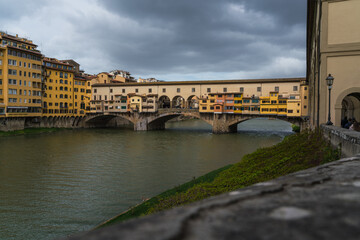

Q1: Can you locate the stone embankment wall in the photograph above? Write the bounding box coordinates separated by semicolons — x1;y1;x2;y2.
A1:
0;118;26;131
0;116;132;132
321;125;360;157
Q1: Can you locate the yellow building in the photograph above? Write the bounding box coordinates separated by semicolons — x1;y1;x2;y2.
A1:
242;96;260;115
287;94;302;117
278;96;287;116
0;32;42;118
97;72;112;84
260;92;277;115
128;94;144;112
73;75;87;115
234;93;243;114
42;57;77;117
61;59;93;113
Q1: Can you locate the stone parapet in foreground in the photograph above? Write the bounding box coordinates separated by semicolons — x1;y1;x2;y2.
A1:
321;124;360;157
65;156;360;240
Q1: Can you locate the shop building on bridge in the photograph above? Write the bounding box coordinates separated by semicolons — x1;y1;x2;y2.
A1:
90;78;309;118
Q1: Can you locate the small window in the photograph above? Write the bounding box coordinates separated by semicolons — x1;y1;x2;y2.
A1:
122;89;125;93
223;88;227;93
149;88;152;93
177;88;180;93
135;89;138;93
240;87;244;92
293;86;298;91
162;88;166;93
304;96;307;99
257;87;261;92
192;88;195;93
110;89;113;93
94;89;97;93
275;86;279;92
207;88;211;93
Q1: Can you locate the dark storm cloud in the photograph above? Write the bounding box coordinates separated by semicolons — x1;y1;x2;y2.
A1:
97;0;306;79
0;0;307;80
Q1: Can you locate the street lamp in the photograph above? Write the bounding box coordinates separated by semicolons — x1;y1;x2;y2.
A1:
326;74;334;125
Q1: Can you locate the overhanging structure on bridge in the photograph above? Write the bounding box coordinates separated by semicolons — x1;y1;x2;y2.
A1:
85;78;309;133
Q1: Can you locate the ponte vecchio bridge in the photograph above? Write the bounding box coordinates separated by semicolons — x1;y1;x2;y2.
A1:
83;78;309;133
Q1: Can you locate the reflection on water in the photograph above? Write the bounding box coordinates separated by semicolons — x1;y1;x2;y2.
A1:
0;119;292;240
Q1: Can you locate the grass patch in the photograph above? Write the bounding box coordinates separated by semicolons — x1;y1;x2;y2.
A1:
292;124;301;133
0;128;63;137
99;129;340;228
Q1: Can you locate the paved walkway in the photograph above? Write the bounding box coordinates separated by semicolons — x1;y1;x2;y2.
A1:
66;156;360;240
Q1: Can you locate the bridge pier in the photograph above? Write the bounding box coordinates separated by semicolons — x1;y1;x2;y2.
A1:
134;120;166;131
212;114;238;134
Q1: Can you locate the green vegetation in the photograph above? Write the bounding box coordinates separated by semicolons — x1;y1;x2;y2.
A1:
0;128;63;137
99;129;340;228
292;124;301;133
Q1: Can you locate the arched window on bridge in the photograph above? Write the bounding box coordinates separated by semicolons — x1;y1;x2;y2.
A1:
172;96;185;109
158;96;171;108
187;95;199;109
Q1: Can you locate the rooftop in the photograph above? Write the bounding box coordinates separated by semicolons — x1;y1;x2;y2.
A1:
93;77;306;87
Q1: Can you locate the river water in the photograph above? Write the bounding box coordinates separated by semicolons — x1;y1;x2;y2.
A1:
0;119;292;240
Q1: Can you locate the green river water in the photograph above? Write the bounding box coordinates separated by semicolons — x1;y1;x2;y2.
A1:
0;118;292;240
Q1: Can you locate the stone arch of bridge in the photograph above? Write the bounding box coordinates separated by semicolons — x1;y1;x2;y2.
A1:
147;112;212;130
227;116;302;130
73;116;80;126
85;114;134;125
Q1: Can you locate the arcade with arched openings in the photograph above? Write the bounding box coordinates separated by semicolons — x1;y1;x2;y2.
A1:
187;95;199;109
158;95;171;108
335;88;360;126
172;96;185;108
340;93;360;123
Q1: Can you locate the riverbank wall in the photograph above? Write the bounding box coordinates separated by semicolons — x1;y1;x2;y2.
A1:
0;116;132;132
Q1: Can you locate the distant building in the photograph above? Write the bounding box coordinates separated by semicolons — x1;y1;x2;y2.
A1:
0;32;43;118
138;77;163;83
94;70;136;84
61;59;81;74
109;70;136;83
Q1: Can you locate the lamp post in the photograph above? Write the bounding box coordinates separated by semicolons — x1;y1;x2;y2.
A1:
326;74;334;125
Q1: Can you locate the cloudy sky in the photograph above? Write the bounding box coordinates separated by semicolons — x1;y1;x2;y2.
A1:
0;0;307;81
